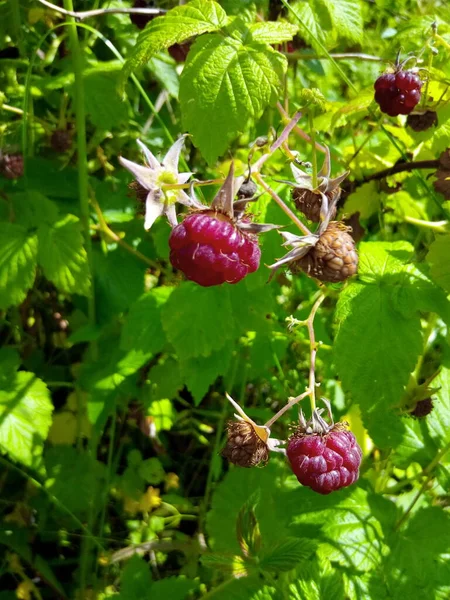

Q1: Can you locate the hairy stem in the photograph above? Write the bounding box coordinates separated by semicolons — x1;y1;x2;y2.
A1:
264;390;311;428
37;0;165;20
253;172;311;235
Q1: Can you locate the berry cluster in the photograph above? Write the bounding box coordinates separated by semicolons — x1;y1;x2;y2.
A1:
374;69;422;117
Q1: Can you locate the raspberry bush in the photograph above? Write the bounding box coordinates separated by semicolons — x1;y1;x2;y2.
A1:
1;0;450;598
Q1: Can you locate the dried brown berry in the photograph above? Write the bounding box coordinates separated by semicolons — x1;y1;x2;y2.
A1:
293;222;358;283
221;421;269;468
411;398;434;419
292;187;339;223
406;111;438;132
168;42;191;63
51;129;72;152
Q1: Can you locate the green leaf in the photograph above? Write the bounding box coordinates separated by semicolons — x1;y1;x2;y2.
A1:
0;223;38;310
121;287;173;356
119;0;228;92
93;246;146;323
118;555;152;600
385;507;450;598
289;0;328;52
343;182;381;219
318;0;363;43
287;487;391;572
0;370;52;468
82;65;129;130
427;234;450;293
162;283;235;360
334;242;424;447
150;577;197;600
259;538;316;573
248;21;298;44
11;191;59;228
45;446;106;516
37;215;90;296
180;33;287;163
180;345;232;405
289;557;346;600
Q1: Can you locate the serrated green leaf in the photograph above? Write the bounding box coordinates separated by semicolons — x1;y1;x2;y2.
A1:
82;65;129;130
11;191;59;228
118;555;152;599
289;557;346;600
180;33;286;163
0;223;38;310
0;371;52;468
318;0;363;43
385;507;450;598
150;577;197;600
162;283;235;360
121;287;173;356
37;215;90;296
45;446;106;516
119;0;228;93
259;538;316;572
289;1;327;53
334;242;423;447
180;345;232;405
93;246;146;323
248;21;298;44
427;234;450;293
287;487;390;571
343;181;381;219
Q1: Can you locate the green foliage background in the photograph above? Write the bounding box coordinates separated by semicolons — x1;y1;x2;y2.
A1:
0;0;450;598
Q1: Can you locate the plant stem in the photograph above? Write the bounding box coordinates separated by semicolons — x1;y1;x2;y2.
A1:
63;1;96;329
285;52;385;62
90;197;157;269
309;113;318;188
264;390;310;428
252;172;311;235
403;216;448;232
37;0;166;20
305;294;325;413
277;103;328;156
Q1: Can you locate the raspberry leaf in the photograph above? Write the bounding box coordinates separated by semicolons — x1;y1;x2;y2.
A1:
82;66;129;130
334;242;424;447
248;21;298;44
119;0;228;94
0;364;52;469
0;223;38;310
259;538;317;573
427;234;450;293
37;215;90;296
121;287;173;356
318;0;363;44
162;283;235;359
180;345;233;405
180;32;287;163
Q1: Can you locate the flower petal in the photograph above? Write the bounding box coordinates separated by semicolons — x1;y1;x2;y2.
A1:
174;189;193;207
137;139;159;169
144;190;164;230
164;203;178;228
162;135;188;172
119;156;157;190
178;172;193;184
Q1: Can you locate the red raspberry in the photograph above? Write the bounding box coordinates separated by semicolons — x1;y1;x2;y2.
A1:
374;70;422;117
1;153;23;179
287;429;362;494
169;211;261;287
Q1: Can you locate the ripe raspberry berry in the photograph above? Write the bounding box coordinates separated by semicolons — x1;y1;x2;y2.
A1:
287;427;362;494
169;212;261;286
130;0;157;30
169;165;278;287
374;69;423;117
293;221;358;283
406;110;438;132
0;153;23;179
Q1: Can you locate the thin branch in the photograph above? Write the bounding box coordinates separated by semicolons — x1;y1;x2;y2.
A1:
285;52;385;62
37;0;166;21
253;172;312;236
344;159;440;194
264;389;310;428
